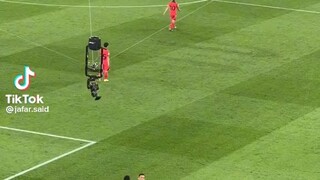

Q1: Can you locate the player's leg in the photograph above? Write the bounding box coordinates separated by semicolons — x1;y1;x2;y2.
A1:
169;14;173;31
103;70;109;81
172;19;176;29
174;15;177;29
103;64;109;81
169;14;176;31
169;15;174;31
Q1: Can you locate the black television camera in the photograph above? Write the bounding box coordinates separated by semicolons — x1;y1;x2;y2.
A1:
85;36;103;100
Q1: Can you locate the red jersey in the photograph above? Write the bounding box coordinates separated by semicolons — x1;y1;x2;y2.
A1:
102;48;109;59
102;48;110;69
168;2;179;15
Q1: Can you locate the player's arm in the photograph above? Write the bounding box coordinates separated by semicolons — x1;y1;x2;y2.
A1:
177;4;180;11
163;6;169;15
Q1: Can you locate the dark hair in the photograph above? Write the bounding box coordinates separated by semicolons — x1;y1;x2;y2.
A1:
103;42;109;47
124;175;130;180
172;0;176;2
138;173;145;177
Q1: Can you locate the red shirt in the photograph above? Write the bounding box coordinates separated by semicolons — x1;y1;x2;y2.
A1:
102;48;110;69
168;2;179;15
102;48;109;59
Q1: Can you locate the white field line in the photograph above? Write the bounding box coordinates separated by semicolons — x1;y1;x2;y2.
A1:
1;0;320;14
88;0;93;36
112;0;213;58
4;0;318;67
0;28;79;64
0;0;209;8
0;0;210;65
88;0;95;63
0;126;95;143
213;0;320;14
0;126;96;180
4;142;96;180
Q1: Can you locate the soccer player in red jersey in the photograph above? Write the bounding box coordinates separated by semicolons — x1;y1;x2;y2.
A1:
101;42;110;82
163;0;180;31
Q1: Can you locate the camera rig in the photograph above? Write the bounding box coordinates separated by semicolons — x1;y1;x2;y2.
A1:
85;36;103;100
87;76;101;100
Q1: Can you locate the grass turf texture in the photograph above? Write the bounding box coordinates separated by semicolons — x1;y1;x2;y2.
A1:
0;0;320;179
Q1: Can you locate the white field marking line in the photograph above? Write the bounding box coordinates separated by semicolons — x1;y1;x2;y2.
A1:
0;0;209;8
112;0;212;59
0;126;95;143
4;142;96;180
0;0;209;65
0;1;209;66
88;0;95;63
213;0;320;14
88;0;93;36
0;28;79;64
0;126;96;180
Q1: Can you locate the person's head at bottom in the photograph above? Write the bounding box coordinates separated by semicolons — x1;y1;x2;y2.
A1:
138;173;145;180
124;175;130;180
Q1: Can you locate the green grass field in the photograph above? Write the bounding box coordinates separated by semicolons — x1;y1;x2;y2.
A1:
1;0;320;179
